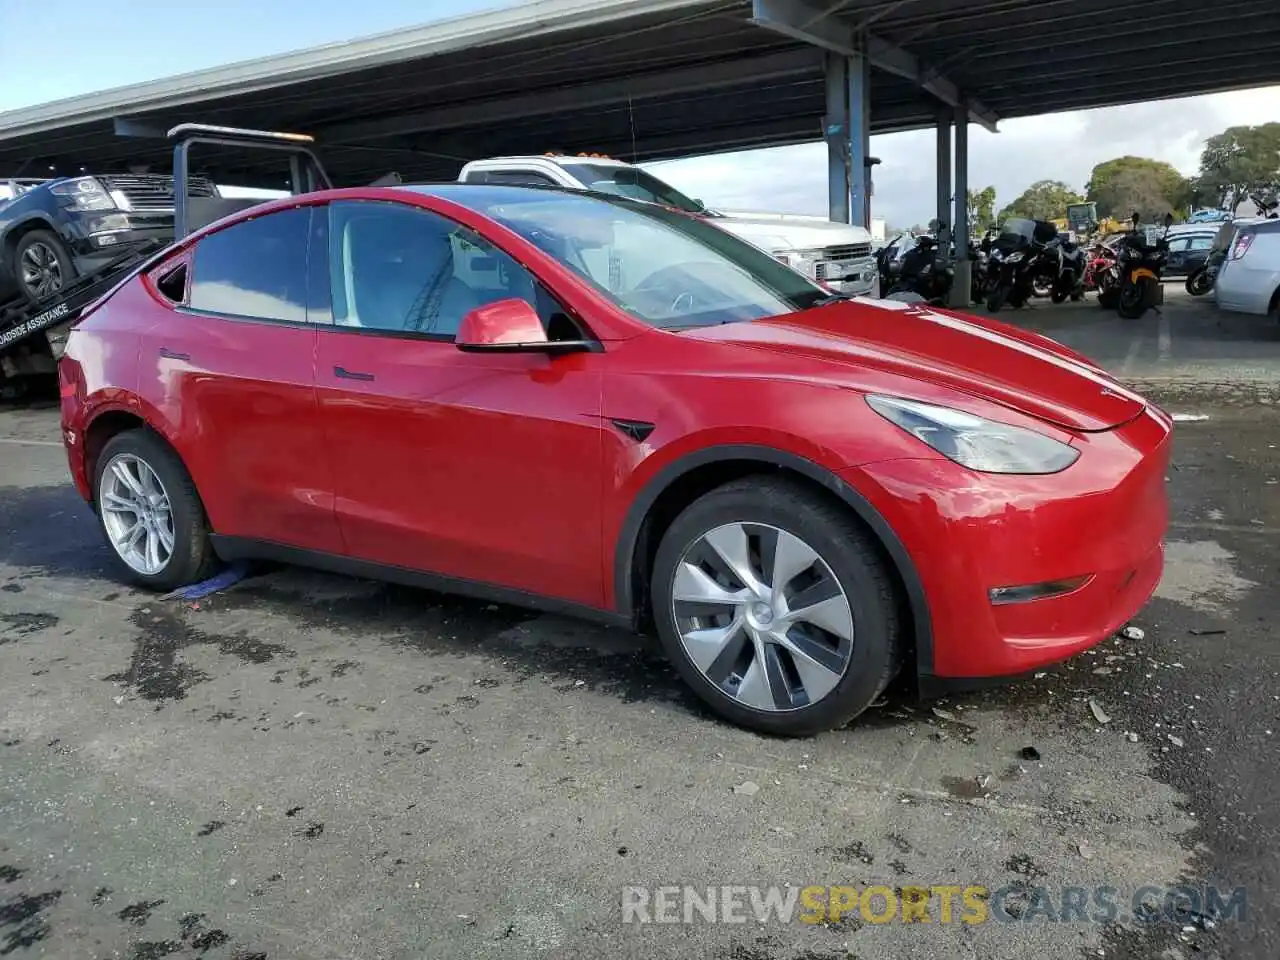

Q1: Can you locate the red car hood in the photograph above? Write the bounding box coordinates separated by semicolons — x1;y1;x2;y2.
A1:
683;299;1145;432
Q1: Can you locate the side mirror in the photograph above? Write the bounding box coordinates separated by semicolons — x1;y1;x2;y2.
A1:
454;298;595;355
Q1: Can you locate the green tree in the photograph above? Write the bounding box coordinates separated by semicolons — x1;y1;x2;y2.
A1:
1086;156;1190;219
1194;123;1280;210
966;186;997;232
997;180;1082;222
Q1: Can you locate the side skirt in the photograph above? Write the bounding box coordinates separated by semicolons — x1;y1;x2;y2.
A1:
208;535;632;630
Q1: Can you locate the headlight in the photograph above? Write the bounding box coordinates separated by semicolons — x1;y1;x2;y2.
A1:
1006;251;1025;263
866;395;1080;474
50;176;116;212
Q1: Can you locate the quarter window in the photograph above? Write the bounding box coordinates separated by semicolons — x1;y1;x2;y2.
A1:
188;207;310;323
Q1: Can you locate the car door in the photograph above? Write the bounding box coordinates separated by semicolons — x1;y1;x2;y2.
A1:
311;198;607;609
137;204;344;554
1164;236;1192;275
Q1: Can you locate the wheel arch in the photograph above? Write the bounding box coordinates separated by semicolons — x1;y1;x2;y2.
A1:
612;444;934;679
1;214;59;258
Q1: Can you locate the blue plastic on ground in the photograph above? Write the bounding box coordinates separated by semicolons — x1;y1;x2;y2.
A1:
162;560;252;601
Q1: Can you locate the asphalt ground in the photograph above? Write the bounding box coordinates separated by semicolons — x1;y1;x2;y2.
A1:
0;289;1277;960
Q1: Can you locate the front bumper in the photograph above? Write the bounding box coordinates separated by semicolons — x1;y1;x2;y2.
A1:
66;212;175;275
840;403;1172;680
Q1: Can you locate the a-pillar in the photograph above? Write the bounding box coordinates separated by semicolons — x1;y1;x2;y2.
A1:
949;102;971;308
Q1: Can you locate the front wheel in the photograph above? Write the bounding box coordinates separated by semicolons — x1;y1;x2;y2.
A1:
651;477;901;735
13;229;76;304
1117;279;1150;319
94;429;220;591
986;285;1007;312
1051;288;1068;304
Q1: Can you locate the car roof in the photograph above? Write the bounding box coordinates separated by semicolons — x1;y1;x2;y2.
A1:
1235;217;1280;234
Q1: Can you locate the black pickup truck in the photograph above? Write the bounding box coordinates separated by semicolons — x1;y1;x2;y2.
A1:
0;171;219;303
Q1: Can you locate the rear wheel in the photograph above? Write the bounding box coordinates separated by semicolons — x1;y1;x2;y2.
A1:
651;477;900;736
1051;288;1068;304
94;429;219;591
1186;269;1212;296
13;230;75;304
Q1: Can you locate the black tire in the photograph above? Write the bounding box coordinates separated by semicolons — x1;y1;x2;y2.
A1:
650;477;901;736
93;429;219;591
1051;289;1068;304
1097;288;1118;309
1117;280;1148;319
985;285;1006;312
1185;269;1212;297
1069;288;1083;302
13;229;76;304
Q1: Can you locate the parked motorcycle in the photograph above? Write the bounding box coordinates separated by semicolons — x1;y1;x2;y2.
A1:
1185;247;1225;296
877;224;953;304
1111;212;1174;319
1083;241;1116;293
1040;234;1086;303
983;217;1057;312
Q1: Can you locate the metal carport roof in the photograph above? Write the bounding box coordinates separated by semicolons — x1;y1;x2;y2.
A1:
0;0;1276;187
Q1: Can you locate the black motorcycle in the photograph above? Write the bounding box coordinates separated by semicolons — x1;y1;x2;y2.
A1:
1041;234;1086;303
878;230;953;304
984;218;1057;312
1113;212;1173;319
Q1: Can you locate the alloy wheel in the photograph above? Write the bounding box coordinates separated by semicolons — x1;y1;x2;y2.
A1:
99;454;175;576
19;242;64;299
670;522;854;712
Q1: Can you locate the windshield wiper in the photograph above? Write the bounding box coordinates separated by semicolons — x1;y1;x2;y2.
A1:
813;294;851;307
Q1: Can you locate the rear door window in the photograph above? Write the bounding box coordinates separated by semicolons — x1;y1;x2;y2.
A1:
188;207;311;323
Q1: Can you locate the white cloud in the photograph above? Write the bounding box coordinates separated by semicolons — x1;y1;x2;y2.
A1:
644;86;1280;230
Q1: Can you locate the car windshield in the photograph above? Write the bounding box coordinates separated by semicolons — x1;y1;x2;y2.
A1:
449;187;833;330
556;162;705;214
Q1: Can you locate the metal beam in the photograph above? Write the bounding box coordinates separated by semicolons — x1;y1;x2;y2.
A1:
750;0;999;132
824;53;850;224
320;47;821;143
848;51;870;229
949;101;971;309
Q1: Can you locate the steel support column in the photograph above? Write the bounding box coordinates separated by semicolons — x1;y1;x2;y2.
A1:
950;103;971;308
935;111;951;248
823;52;850;224
847;49;870;229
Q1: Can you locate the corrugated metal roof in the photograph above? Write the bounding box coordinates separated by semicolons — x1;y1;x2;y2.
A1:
1;0;1275;186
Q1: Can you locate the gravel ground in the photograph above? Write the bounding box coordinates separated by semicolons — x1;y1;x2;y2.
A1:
0;293;1276;960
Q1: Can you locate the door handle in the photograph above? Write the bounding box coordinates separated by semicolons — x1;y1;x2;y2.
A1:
334;365;375;382
158;348;190;361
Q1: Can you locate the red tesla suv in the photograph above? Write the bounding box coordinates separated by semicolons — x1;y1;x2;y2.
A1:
57;184;1170;735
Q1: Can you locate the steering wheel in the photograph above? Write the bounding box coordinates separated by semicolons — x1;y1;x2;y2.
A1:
632;264;709;316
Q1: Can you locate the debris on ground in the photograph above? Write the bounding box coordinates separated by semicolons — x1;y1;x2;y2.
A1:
1126;732;1140;743
1188;628;1226;636
1168;735;1185;748
931;707;958;722
1019;746;1040;762
1077;841;1094;860
1120;626;1145;641
732;781;760;797
1089;699;1111;724
1092;666;1113;675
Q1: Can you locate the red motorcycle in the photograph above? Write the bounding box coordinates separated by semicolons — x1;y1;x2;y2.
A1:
1083;242;1117;303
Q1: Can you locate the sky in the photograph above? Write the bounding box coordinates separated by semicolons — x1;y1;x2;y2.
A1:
3;0;1278;227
